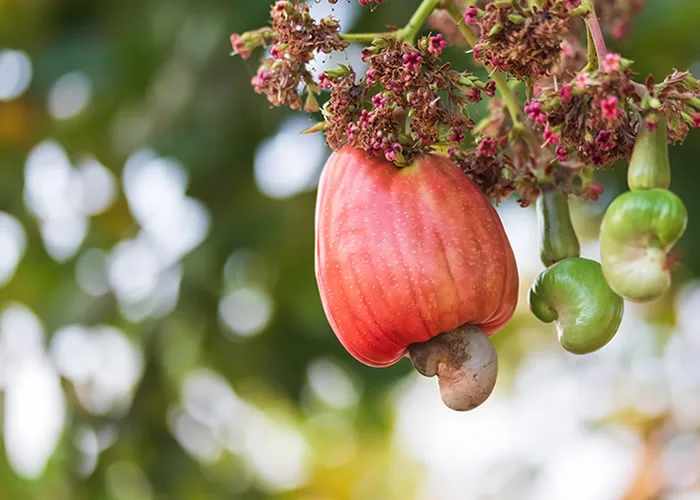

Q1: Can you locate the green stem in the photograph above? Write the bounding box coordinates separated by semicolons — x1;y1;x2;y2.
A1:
538;187;581;267
340;32;393;43
443;0;525;129
580;22;598;72
627;115;671;191
398;0;443;45
342;0;441;46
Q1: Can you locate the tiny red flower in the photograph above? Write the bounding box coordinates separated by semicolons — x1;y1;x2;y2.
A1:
525;101;548;123
478;139;497;157
428;34;448;56
402;51;423;72
448;128;465;144
595;130;616;151
543;124;560;145
600;95;621;120
561;87;574;102
556;145;568;162
587;184;605;201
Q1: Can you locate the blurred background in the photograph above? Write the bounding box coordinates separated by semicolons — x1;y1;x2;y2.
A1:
0;0;699;498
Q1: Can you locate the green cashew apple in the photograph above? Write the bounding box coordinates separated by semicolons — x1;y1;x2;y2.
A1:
600;189;687;302
529;258;624;354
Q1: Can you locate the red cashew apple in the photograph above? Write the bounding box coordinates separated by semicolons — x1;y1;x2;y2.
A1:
315;147;519;410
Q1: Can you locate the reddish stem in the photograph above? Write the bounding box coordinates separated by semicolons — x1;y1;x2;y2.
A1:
584;10;608;64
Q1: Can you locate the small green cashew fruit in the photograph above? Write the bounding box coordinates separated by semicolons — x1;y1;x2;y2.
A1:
537;188;581;267
600;189;687;302
529;258;624;354
627;116;671;191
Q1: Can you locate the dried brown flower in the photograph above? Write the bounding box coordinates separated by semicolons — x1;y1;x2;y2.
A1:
231;1;349;111
534;34;587;93
473;0;573;80
527;60;641;167
322;36;492;164
449;139;518;202
427;0;474;46
649;71;700;143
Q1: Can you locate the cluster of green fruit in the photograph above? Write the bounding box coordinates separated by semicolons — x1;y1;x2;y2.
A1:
530;116;688;354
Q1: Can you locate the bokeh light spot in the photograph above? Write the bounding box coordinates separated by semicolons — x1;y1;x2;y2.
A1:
254;116;327;199
244;414;309;492
76;156;118;215
108;237;161;304
50;324;144;416
307;358;359;409
0;50;32;101
219;287;273;338
75;248;110;296
48;71;93;120
0;212;27;287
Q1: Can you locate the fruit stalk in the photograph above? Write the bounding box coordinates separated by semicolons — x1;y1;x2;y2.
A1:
627;116;671;191
537;187;581;267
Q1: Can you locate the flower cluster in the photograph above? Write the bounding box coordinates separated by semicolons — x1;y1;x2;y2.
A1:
428;0;642;55
529;34;588;99
328;0;390;4
470;0;575;80
228;0;700;211
231;1;349;111
526;56;641;166
229;28;276;60
529;60;700;169
651;71;700;143
449;138;521;202
322;36;495;164
427;0;472;46
550;36;587;82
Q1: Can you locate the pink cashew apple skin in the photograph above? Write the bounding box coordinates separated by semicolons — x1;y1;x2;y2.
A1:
315;147;519;367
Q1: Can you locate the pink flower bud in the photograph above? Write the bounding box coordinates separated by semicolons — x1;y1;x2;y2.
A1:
230;34;251;59
464;6;479;25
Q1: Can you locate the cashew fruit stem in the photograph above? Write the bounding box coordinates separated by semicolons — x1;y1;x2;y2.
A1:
628;116;671;191
408;325;497;411
537;187;581;267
